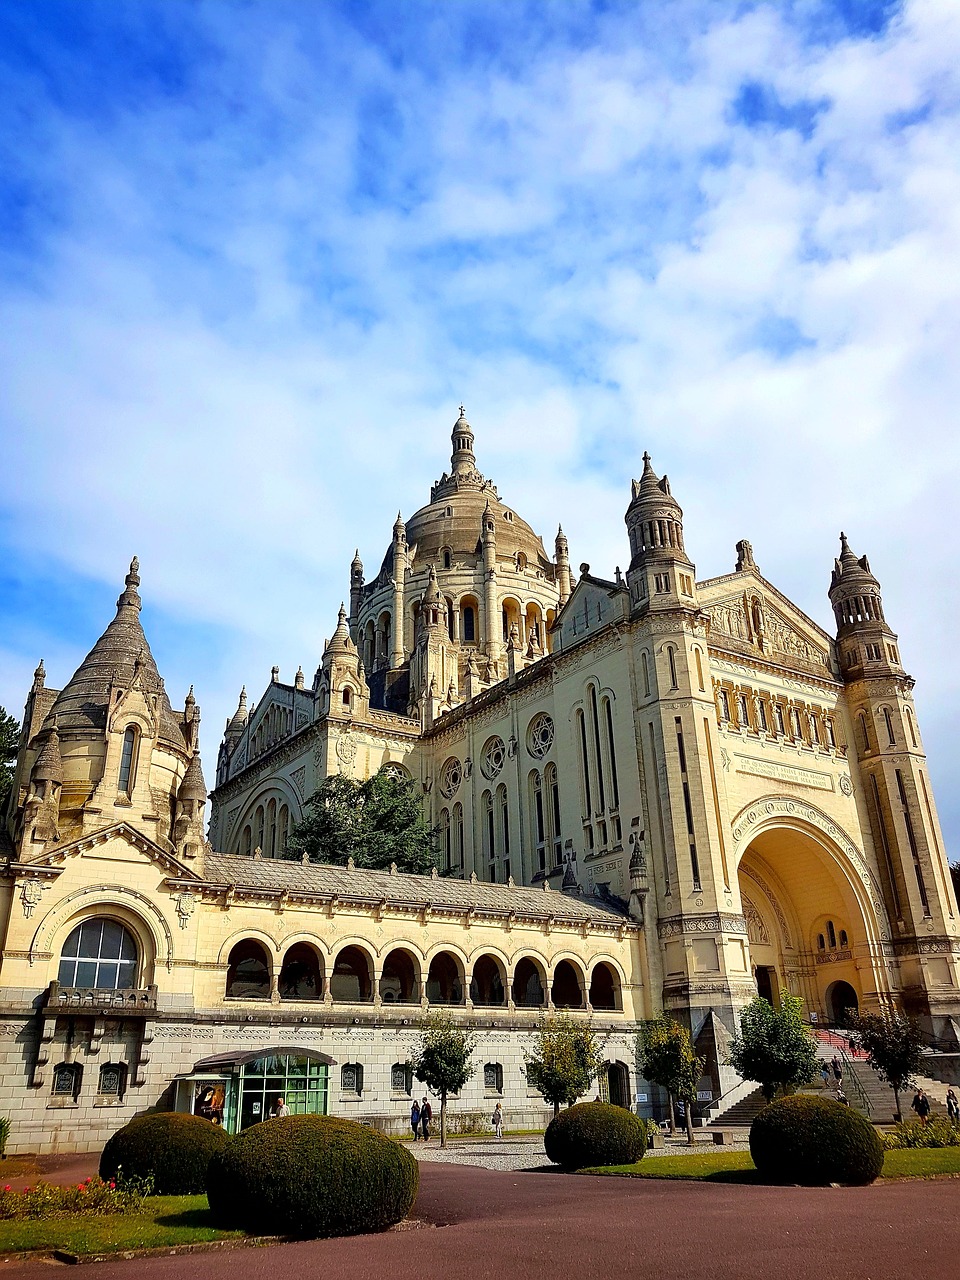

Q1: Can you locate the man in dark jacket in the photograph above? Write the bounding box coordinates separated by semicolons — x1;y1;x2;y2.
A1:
420;1097;433;1141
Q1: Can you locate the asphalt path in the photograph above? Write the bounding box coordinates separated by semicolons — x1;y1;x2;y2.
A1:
4;1161;958;1280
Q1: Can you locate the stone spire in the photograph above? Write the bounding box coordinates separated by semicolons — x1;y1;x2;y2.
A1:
31;723;63;786
225;687;248;738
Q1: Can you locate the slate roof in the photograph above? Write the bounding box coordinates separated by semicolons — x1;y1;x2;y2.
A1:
197;853;632;926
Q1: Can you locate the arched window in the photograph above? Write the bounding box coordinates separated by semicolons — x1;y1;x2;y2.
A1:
240;825;252;857
226;939;271;999
529;770;546;873
266;798;277;858
118;725;139;794
827;920;837;949
883;707;896;747
641;652;650;697
906;707;918;748
552;960;583;1009
97;1062;127;1099
342;687;352;708
589;963;620;1011
481;790;494;874
666;645;679;690
442;548;452;570
59;919;138;990
858;713;871;754
279;943;322;1000
602;697;620;811
380;948;419;1003
497;784;510;881
512;957;545;1008
462;606;476;643
817;933;826;951
425;951;464;1005
839;929;848;949
694;649;706;692
452;802;464;871
439;808;451;872
278;805;289;854
470;955;506;1007
331;946;373;1002
545;764;562;868
52;1062;82;1099
254;805;265;853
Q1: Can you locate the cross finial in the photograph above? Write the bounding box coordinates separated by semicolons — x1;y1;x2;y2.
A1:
459;403;465;417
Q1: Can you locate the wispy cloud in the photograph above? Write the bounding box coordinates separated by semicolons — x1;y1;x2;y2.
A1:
1;0;958;841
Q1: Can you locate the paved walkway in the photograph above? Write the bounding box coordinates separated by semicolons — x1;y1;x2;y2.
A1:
3;1160;959;1280
410;1133;750;1170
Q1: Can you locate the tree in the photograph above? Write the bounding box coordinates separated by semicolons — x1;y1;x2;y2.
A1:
410;1010;477;1147
728;995;819;1103
0;707;20;814
636;1017;703;1145
845;1009;925;1122
950;861;960;908
288;771;439;873
523;1012;604;1117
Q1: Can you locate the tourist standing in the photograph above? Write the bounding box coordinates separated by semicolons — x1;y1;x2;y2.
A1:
492;1102;504;1140
946;1088;959;1125
420;1096;433;1141
270;1096;289;1118
410;1099;421;1141
911;1089;931;1126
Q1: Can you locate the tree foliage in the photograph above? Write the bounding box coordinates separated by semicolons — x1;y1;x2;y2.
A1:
288;771;438;873
728;995;819;1102
524;1012;604;1117
636;1016;703;1143
0;707;20;813
410;1010;477;1147
845;1009;925;1122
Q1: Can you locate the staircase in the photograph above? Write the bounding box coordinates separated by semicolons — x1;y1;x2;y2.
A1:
707;1028;956;1127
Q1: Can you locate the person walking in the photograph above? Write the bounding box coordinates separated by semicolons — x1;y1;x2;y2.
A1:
834;1087;849;1106
820;1063;831;1091
911;1088;931;1126
831;1055;843;1084
946;1087;959;1125
410;1099;421;1141
492;1102;504;1140
420;1096;433;1142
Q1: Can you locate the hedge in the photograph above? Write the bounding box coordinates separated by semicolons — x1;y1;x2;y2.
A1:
544;1102;646;1170
206;1114;419;1238
749;1095;883;1185
99;1112;231;1194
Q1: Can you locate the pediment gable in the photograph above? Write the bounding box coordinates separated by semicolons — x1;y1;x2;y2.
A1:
15;823;202;880
553;573;629;650
698;570;834;675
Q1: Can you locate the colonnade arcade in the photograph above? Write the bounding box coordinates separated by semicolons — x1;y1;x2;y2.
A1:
223;936;624;1013
734;802;892;1025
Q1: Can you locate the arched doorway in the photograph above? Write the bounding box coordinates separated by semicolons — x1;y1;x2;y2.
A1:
606;1061;630;1109
735;805;887;1022
827;980;859;1026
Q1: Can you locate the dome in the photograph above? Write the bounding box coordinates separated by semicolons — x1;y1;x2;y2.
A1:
377;409;552;574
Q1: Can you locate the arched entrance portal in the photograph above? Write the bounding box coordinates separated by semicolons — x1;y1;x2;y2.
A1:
735;811;887;1023
827;980;859;1026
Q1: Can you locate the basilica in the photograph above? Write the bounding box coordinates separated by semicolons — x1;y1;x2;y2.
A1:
1;409;957;1154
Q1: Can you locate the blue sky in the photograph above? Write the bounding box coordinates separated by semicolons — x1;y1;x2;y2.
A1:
1;0;958;850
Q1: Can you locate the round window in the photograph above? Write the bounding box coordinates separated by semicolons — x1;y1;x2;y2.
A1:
480;736;506;780
439;757;463;799
527;713;555;759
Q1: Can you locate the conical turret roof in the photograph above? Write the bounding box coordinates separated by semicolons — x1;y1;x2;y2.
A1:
42;559;187;751
31;724;63;785
177;746;207;804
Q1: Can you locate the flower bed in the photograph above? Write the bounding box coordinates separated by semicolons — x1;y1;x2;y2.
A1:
0;1176;146;1220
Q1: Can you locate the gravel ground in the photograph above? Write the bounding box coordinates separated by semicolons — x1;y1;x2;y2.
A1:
408;1132;751;1171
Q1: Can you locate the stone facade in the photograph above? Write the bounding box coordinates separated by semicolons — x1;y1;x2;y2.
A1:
2;412;958;1154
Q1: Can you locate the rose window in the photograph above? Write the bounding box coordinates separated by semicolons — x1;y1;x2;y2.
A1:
480;736;506;780
526;713;555;759
439;757;463;799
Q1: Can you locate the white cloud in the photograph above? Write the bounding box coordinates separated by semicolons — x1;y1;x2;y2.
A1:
1;0;958;841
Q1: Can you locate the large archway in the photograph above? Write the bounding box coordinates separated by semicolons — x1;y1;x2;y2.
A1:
734;804;890;1023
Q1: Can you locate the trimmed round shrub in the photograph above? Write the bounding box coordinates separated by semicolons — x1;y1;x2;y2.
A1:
544;1102;646;1170
750;1095;884;1186
206;1114;419;1239
100;1111;231;1194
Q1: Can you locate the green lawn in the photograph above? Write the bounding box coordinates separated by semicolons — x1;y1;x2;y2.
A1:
0;1195;248;1257
580;1146;960;1183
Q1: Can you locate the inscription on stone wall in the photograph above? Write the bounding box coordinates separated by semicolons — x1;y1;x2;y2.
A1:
734;755;834;793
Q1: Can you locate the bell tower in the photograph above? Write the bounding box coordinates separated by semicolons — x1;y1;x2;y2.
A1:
830;534;959;1034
